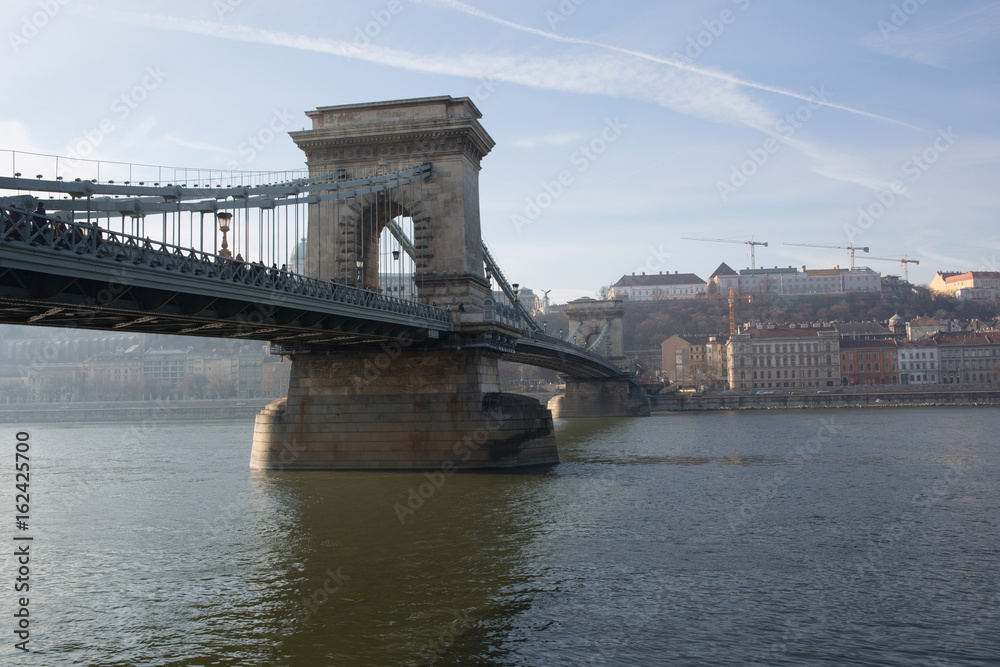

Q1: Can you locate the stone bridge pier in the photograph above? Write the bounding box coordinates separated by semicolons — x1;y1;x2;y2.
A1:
548;297;650;418
251;346;557;470
250;96;558;470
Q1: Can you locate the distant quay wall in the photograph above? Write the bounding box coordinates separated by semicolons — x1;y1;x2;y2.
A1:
651;389;1000;412
0;399;273;423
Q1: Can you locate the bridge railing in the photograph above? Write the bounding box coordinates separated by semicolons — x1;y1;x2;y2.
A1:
484;301;526;329
0;202;450;325
520;329;632;376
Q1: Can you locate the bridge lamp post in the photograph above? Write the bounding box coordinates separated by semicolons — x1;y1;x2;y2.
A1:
392;249;400;297
217;212;233;258
355;259;364;289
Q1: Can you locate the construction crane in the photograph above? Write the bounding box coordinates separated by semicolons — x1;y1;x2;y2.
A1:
682;236;769;270
783;242;869;269
695;287;753;336
866;255;920;282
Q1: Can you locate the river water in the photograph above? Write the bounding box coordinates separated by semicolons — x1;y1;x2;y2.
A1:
2;408;999;666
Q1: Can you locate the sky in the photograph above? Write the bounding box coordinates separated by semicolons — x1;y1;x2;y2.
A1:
2;0;999;304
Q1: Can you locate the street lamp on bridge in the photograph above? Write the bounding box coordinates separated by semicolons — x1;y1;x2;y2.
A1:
217;212;233;259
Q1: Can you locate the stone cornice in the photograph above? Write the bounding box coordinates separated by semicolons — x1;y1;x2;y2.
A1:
290;98;495;164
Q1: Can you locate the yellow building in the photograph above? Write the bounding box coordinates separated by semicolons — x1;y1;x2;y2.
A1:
929;271;1000;299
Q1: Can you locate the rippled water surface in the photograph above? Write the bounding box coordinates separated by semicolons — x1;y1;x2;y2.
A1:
2;408;999;665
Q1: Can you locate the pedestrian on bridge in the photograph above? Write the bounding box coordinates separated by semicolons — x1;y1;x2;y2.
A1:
30;201;48;245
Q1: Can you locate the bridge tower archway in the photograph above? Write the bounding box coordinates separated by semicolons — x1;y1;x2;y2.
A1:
292;96;494;309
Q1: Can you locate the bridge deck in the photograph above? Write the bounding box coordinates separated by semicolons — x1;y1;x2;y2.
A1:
0;206;449;345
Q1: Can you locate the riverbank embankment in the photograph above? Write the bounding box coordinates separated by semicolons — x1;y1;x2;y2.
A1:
650;388;1000;412
0;399;273;423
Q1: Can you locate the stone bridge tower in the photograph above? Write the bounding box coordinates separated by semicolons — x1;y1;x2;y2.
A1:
251;97;558;470
550;297;649;419
563;297;627;368
290;96;493;313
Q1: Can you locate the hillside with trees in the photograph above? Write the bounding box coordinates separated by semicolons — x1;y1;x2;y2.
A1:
620;289;1000;349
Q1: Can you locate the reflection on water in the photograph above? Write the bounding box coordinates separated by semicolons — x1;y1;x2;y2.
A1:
2;408;998;665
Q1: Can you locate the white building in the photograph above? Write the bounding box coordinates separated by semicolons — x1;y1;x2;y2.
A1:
898;341;938;385
609;271;706;301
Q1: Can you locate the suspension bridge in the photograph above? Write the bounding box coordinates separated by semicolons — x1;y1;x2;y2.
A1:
0;96;647;470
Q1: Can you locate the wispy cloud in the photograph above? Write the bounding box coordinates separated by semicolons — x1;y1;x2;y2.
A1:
164;136;235;155
863;2;1000;67
512;132;586;148
87;8;779;130
87;6;919;195
917;246;974;270
416;0;912;127
0;121;41;153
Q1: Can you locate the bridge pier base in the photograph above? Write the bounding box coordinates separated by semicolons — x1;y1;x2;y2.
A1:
250;348;558;470
548;377;651;419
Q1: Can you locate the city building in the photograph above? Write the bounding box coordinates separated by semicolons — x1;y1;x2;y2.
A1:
839;339;898;386
661;335;728;388
262;354;292;397
142;349;189;384
713;266;881;296
888;313;906;336
907;316;946;341
238;348;265;398
934;332;1000;385
492;287;541;315
660;334;691;383
186;350;239;386
377;272;417;300
727;327;841;390
686;336;728;389
27;363;85;402
898;341;938;385
929;271;1000;300
831;322;894;340
84;345;144;399
706;262;738;294
880;274;912;299
609;271;706;301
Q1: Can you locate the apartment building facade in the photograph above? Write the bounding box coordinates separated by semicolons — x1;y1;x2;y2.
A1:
727;327;841;390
